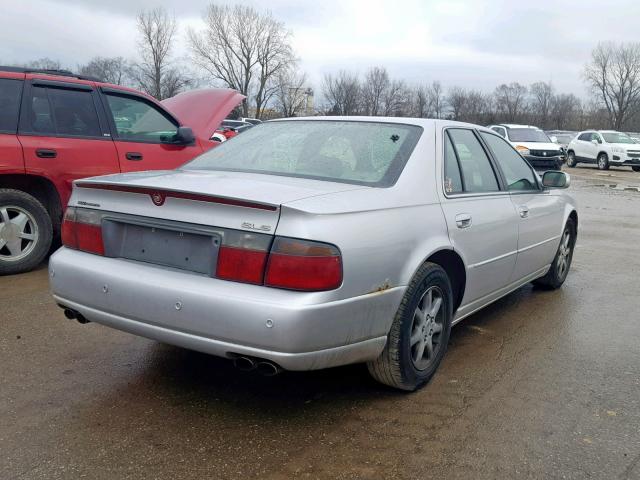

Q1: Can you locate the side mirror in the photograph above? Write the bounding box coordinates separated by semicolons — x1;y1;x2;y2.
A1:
542;171;570;189
591;138;599;145
551;136;558;143
169;126;195;145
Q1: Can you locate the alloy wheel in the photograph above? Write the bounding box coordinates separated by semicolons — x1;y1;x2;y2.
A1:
410;286;445;370
0;206;39;262
556;228;572;280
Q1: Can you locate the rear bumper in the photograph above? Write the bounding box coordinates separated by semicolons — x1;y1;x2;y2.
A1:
49;248;404;370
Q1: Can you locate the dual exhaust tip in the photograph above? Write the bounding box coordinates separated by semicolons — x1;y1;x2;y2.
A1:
233;356;282;376
63;308;90;324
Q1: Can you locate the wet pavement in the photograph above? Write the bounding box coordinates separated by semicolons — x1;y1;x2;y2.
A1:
2;166;640;479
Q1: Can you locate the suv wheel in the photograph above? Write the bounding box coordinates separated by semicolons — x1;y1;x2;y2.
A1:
367;262;453;391
633;166;640;172
0;189;53;275
597;153;610;170
566;151;577;168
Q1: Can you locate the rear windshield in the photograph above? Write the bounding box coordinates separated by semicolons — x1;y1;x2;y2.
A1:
508;128;550;142
183;120;423;187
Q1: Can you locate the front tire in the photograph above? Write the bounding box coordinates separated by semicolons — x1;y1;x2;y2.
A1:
533;218;576;290
633;166;640;172
566;151;577;168
0;189;53;275
597;153;609;170
367;262;453;391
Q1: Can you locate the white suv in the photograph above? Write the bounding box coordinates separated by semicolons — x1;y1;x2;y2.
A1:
567;130;640;171
488;124;564;170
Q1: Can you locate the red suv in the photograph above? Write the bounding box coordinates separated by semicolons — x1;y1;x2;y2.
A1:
0;67;243;274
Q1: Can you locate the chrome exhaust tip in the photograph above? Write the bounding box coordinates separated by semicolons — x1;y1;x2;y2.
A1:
233;356;257;372
63;308;77;320
255;361;282;377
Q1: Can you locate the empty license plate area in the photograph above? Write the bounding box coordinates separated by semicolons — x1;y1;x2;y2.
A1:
102;220;220;275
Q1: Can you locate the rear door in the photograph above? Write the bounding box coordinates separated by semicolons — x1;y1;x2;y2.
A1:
439;127;519;310
18;78;119;207
480;131;564;280
100;89;203;172
0;75;25;175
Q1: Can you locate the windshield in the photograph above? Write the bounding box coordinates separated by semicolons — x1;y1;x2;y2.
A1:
508;128;550;143
183;120;423;187
602;132;635;144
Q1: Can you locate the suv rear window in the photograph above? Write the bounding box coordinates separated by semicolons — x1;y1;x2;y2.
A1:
0;79;23;133
183;120;423;187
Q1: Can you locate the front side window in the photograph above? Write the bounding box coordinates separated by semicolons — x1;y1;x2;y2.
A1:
491;126;506;138
105;93;178;142
0;78;23;133
28;86;101;137
591;133;603;143
481;132;538;191
184;121;422;187
446;129;500;193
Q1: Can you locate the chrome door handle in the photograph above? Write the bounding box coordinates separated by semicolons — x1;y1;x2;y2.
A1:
455;213;472;229
518;206;530;218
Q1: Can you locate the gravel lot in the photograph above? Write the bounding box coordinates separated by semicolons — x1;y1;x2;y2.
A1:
2;165;639;480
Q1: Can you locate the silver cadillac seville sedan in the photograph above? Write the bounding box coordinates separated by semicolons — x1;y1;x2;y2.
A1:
49;118;577;391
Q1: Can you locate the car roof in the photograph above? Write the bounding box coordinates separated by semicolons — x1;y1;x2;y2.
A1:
493;123;541;129
269;116;496;132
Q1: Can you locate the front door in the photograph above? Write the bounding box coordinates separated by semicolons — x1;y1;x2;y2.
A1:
439;128;519;313
479;131;564;280
100;91;203;173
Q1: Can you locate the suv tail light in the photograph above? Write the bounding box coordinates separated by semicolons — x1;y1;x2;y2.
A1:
61;207;105;255
265;237;342;291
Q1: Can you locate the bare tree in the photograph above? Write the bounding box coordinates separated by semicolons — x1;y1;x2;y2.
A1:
25;58;63;70
529;81;554;128
494;82;528;122
584;42;640;130
382;79;409;116
447;86;467;120
427;81;445;118
412;85;431;118
551;94;582;130
189;4;294;118
323;71;360;115
79;57;129;84
133;7;190;99
361;66;389;116
275;69;309;117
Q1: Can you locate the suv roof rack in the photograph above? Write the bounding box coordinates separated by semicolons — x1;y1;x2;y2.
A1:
0;65;102;82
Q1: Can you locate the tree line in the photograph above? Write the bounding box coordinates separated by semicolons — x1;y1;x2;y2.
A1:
12;4;640;132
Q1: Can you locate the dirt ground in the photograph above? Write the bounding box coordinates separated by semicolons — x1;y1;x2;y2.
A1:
2;165;639;479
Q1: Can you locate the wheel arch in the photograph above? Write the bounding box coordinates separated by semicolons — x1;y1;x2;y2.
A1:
417;248;467;313
0;174;62;233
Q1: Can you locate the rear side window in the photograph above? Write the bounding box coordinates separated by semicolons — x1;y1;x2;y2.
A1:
447;129;500;193
0;79;24;133
444;134;463;194
480;132;538;191
28;86;101;137
104;93;178;143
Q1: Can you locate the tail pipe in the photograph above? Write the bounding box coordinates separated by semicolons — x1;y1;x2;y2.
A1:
61;307;90;324
232;355;282;376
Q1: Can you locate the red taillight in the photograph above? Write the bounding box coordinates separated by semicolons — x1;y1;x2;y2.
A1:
264;237;342;291
217;246;267;284
61;207;105;255
214;234;342;291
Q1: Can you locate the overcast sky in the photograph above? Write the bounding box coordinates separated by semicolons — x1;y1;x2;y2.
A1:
2;0;639;98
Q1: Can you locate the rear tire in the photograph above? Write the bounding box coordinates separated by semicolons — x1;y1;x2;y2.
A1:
566;151;577;168
533;218;576;290
367;262;453;391
633;166;640;172
597;153;609;170
0;189;53;275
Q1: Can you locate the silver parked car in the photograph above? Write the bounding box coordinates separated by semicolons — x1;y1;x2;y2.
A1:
49;118;578;391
